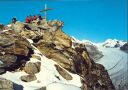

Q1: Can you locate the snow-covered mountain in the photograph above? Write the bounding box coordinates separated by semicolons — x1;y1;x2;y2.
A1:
102;39;126;48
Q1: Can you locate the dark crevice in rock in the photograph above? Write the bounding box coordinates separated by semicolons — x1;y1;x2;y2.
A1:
0;68;6;74
1;43;14;48
32;36;42;43
4;48;34;71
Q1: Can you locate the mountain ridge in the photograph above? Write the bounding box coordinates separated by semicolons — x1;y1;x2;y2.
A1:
0;20;115;90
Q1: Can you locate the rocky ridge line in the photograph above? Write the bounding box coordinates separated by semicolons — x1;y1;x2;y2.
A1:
0;19;115;90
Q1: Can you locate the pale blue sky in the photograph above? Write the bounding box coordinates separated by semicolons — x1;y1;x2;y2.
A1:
0;0;127;42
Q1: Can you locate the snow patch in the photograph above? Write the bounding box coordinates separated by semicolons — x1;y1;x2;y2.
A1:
47;82;81;90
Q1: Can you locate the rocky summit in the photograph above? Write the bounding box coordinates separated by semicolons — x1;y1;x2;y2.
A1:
0;19;115;90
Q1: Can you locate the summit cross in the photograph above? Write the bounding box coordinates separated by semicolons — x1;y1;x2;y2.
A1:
40;4;53;19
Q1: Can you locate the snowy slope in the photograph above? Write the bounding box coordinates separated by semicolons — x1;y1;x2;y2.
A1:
47;83;81;90
1;39;82;90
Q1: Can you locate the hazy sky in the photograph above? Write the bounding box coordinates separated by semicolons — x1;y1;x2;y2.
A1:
0;0;127;42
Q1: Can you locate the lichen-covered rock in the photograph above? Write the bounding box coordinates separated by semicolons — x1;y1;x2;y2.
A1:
0;54;17;69
0;30;33;71
20;29;42;41
24;62;41;74
20;74;37;82
0;78;14;90
36;42;75;72
37;29;72;48
55;64;72;80
0;30;31;56
53;30;72;48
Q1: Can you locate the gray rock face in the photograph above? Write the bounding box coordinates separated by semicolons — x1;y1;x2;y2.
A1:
73;42;103;61
0;78;14;90
20;74;37;82
85;44;103;61
0;54;17;69
24;62;41;74
120;42;128;53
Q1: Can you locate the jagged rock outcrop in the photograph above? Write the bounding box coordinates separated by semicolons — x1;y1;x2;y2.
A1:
29;22;115;90
120;42;128;53
0;20;115;90
73;42;103;61
0;30;33;73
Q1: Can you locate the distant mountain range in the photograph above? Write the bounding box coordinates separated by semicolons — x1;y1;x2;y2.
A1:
101;39;126;48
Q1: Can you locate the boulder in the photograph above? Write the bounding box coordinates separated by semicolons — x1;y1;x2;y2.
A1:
0;30;33;71
20;30;41;41
55;64;72;80
0;78;14;90
0;30;31;56
0;54;17;69
0;32;15;47
20;74;37;82
24;62;41;74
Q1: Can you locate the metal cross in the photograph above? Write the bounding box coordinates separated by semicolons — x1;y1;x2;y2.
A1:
40;4;53;19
